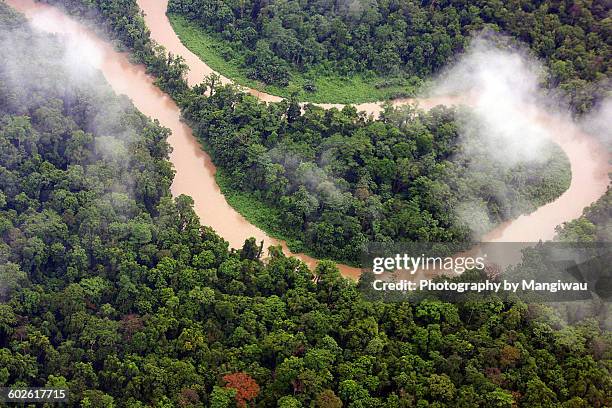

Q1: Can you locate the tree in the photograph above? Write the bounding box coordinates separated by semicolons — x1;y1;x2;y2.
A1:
241;237;263;260
315;389;342;408
0;262;27;301
522;378;557;408
223;372;260;407
277;396;302;408
81;390;116;408
210;386;236;408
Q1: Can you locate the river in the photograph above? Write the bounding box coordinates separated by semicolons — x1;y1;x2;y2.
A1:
6;0;610;280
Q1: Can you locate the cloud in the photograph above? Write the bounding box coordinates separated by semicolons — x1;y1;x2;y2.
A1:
0;8;150;209
578;96;612;149
29;7;104;84
429;34;579;237
433;35;551;166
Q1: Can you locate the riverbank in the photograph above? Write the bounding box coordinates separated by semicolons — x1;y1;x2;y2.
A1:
3;0;362;278
8;0;609;280
168;13;421;104
215;169;362;267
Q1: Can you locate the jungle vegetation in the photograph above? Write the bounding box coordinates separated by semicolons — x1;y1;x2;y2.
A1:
40;0;574;264
0;5;610;408
182;81;571;263
167;0;610;109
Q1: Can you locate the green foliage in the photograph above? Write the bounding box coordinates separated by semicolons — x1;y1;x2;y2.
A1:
0;4;609;408
167;13;420;104
168;0;610;112
182;80;570;263
44;0;189;99
210;386;236;408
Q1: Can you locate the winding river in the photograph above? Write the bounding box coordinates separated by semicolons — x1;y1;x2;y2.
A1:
6;0;610;279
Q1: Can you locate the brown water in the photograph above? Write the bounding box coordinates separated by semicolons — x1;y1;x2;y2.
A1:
136;0;283;103
6;0;357;276
7;0;610;281
135;0;609;241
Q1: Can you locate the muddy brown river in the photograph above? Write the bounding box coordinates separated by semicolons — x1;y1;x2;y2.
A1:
7;0;610;279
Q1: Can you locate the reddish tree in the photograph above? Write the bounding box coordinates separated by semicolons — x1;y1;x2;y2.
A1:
485;367;504;386
223;372;260;407
500;344;521;367
119;314;144;340
177;388;200;407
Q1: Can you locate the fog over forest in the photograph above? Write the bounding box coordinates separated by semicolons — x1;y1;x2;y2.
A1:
0;1;610;407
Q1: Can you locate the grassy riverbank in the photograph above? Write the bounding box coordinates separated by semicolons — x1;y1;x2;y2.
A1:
215;169;318;258
217;169;367;268
168;13;421;104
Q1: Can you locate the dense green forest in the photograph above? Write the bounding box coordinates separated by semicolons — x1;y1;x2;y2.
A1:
41;1;572;265
181;82;570;262
1;5;611;408
167;0;610;110
39;0;190;99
